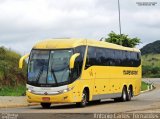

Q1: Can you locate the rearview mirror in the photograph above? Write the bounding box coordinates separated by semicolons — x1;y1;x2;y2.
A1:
69;53;80;69
19;53;29;69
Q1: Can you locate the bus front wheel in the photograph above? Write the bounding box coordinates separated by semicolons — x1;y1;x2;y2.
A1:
89;100;101;104
76;90;88;107
41;103;51;109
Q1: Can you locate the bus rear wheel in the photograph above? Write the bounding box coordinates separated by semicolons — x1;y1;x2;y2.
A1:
41;103;51;109
121;86;127;102
127;87;132;101
76;90;88;107
114;86;127;102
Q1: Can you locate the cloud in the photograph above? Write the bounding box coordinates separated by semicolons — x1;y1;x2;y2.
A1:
132;10;160;28
0;0;159;54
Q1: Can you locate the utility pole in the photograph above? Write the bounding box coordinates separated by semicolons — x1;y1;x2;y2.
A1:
118;0;122;35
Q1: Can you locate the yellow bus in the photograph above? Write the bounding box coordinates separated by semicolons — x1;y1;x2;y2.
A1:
19;38;141;108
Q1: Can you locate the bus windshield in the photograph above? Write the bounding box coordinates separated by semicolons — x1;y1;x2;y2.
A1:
28;49;73;86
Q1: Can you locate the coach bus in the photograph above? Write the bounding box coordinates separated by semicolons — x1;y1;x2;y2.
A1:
19;38;141;108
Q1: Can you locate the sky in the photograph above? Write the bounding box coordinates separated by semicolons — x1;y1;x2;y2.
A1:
0;0;159;54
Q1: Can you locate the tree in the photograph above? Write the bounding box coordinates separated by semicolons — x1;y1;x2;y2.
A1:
105;31;141;48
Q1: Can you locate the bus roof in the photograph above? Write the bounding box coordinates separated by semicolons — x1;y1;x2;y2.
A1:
33;38;140;52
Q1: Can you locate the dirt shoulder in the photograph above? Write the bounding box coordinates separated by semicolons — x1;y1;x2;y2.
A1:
0;96;38;108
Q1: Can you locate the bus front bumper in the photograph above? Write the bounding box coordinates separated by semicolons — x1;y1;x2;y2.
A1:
26;91;80;103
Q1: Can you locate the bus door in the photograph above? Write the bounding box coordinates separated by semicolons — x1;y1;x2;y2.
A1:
83;46;96;97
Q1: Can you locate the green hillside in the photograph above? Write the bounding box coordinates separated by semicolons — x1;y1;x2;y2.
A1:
141;40;160;55
0;46;27;95
141;40;160;78
142;54;160;66
142;54;160;78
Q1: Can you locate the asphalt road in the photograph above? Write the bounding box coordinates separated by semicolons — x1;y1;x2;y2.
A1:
0;78;160;116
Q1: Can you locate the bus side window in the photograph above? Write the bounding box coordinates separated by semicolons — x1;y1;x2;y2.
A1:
105;49;114;66
71;46;86;81
121;51;126;66
85;47;96;69
100;48;106;65
96;48;105;66
129;52;140;67
125;51;131;66
134;52;138;66
114;50;123;66
130;52;135;66
110;49;115;66
136;52;141;66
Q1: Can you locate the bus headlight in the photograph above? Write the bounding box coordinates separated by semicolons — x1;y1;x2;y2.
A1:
28;89;31;92
27;86;34;93
59;86;74;93
28;89;35;93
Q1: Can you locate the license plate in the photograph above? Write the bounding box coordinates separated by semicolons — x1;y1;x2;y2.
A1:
42;97;50;101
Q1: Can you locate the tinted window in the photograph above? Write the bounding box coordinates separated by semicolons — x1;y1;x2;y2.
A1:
114;50;123;66
70;46;86;82
96;48;105;65
85;46;141;69
105;49;115;66
85;47;96;68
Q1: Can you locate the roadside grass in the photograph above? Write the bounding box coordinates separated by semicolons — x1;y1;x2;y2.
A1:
141;81;150;91
143;74;160;78
0;81;152;96
0;85;26;96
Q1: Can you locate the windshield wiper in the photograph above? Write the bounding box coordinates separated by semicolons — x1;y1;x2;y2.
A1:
35;66;44;83
51;68;58;85
60;66;69;82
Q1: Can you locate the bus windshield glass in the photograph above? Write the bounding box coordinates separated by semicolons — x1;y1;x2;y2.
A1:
28;49;73;86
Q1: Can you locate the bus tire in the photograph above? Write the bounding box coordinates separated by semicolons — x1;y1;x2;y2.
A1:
114;98;121;102
89;100;101;104
76;90;88;107
127;87;132;101
41;103;51;109
120;86;127;102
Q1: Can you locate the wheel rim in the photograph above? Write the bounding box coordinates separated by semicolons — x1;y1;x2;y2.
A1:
123;90;126;100
82;93;87;105
128;89;131;99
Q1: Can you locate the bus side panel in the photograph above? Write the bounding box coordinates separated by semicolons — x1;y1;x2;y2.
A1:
81;65;141;100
